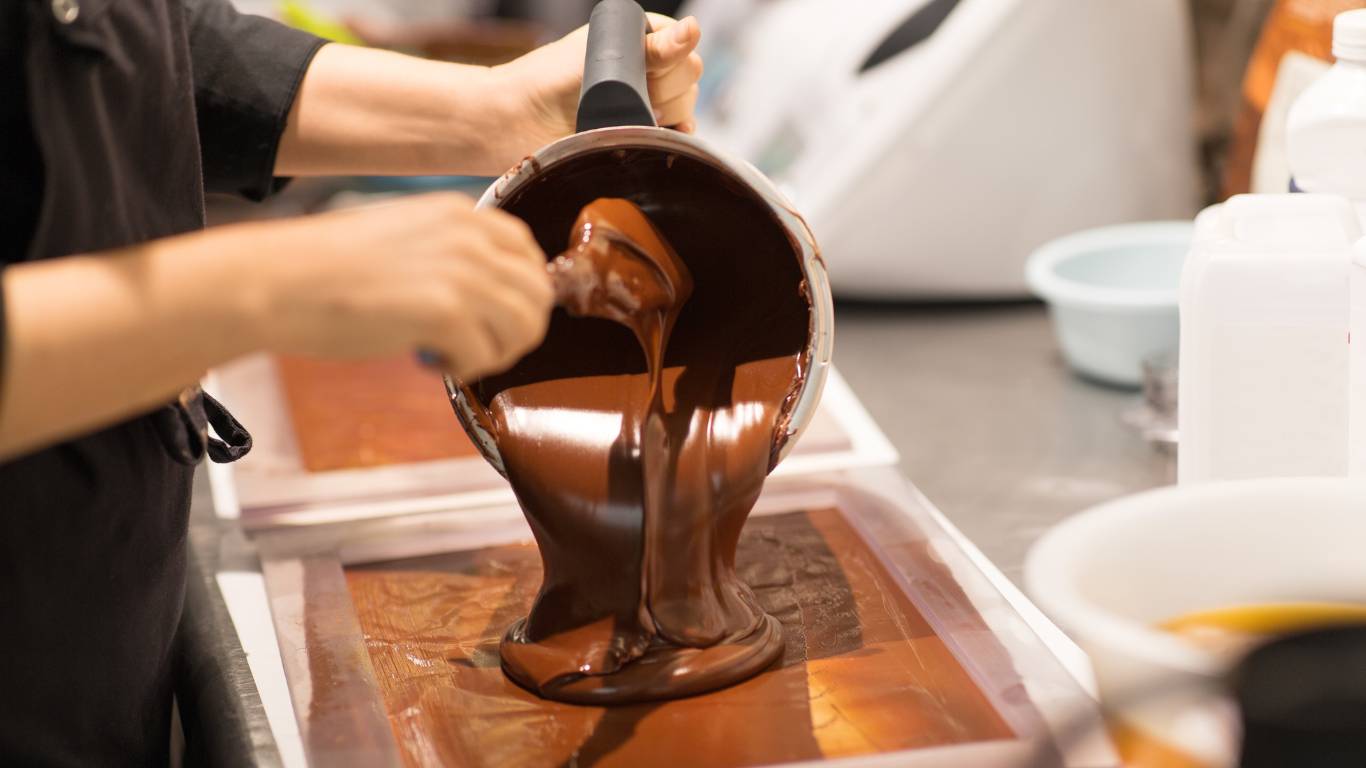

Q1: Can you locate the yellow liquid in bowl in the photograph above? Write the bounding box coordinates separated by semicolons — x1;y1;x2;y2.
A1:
1160;602;1366;655
1111;602;1366;768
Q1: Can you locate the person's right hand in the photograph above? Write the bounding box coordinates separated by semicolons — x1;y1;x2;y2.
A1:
244;192;553;381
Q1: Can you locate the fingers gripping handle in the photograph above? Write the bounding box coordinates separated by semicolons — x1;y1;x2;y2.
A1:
576;0;656;132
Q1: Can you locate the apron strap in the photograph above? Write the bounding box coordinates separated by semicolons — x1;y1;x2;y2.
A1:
152;386;253;465
201;390;252;463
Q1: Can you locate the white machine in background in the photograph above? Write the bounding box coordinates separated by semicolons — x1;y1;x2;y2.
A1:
684;0;1201;298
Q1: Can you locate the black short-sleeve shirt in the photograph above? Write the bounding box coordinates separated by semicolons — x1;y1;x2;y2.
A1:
0;1;322;763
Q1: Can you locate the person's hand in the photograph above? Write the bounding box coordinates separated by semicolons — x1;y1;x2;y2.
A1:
490;14;702;164
245;192;553;381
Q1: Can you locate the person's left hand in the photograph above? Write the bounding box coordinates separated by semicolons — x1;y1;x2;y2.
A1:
491;14;702;164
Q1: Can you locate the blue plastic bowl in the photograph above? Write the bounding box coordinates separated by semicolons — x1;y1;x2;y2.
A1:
1025;221;1193;387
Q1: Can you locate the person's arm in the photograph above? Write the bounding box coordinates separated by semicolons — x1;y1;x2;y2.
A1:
184;0;328;200
0;194;551;461
274;15;703;178
185;0;700;185
0;231;261;459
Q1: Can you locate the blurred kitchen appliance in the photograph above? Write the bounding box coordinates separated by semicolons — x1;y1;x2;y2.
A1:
684;0;1200;298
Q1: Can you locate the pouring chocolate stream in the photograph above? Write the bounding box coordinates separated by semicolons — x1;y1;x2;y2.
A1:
545;197;692;408
476;197;790;703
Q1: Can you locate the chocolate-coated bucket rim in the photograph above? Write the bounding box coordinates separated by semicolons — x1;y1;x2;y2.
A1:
444;126;834;476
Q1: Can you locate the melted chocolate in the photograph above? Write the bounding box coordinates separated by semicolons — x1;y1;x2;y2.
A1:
344;508;1016;766
460;149;812;704
547;199;692;345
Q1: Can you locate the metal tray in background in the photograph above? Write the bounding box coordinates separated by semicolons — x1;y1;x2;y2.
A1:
206;356;896;529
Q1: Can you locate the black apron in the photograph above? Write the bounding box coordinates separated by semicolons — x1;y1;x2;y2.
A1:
0;0;319;763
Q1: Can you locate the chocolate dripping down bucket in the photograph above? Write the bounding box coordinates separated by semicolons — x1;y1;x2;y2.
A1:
443;0;832;477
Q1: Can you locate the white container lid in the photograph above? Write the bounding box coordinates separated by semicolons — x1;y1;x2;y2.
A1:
1335;9;1366;62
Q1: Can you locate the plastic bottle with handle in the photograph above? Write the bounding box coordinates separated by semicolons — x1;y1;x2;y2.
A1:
1178;194;1359;483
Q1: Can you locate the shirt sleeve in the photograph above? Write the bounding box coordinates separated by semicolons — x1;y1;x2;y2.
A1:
184;0;326;201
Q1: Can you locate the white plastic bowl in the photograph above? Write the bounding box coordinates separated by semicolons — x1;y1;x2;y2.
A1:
1025;479;1366;766
1026;221;1192;387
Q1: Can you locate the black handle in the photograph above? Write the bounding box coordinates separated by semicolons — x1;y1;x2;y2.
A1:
576;0;656;132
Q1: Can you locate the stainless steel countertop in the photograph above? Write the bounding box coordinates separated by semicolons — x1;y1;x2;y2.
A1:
832;301;1173;586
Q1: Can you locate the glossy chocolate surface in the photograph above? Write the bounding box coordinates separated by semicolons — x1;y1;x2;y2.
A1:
459;150;812;703
347;507;1015;767
547;197;694;368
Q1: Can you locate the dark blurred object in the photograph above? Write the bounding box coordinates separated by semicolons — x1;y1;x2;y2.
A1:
1189;0;1277;203
859;0;960;72
494;0;683;36
1234;626;1366;768
347;16;544;65
1222;0;1366;198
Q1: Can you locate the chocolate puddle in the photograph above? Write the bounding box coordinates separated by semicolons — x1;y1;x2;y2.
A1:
344;507;1020;767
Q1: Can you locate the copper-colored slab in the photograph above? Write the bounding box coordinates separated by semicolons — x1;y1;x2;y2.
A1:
275;356;478;472
346;507;1015;767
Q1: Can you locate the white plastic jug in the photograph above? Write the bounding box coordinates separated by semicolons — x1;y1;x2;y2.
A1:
1178;194;1358;484
1351;240;1366;475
